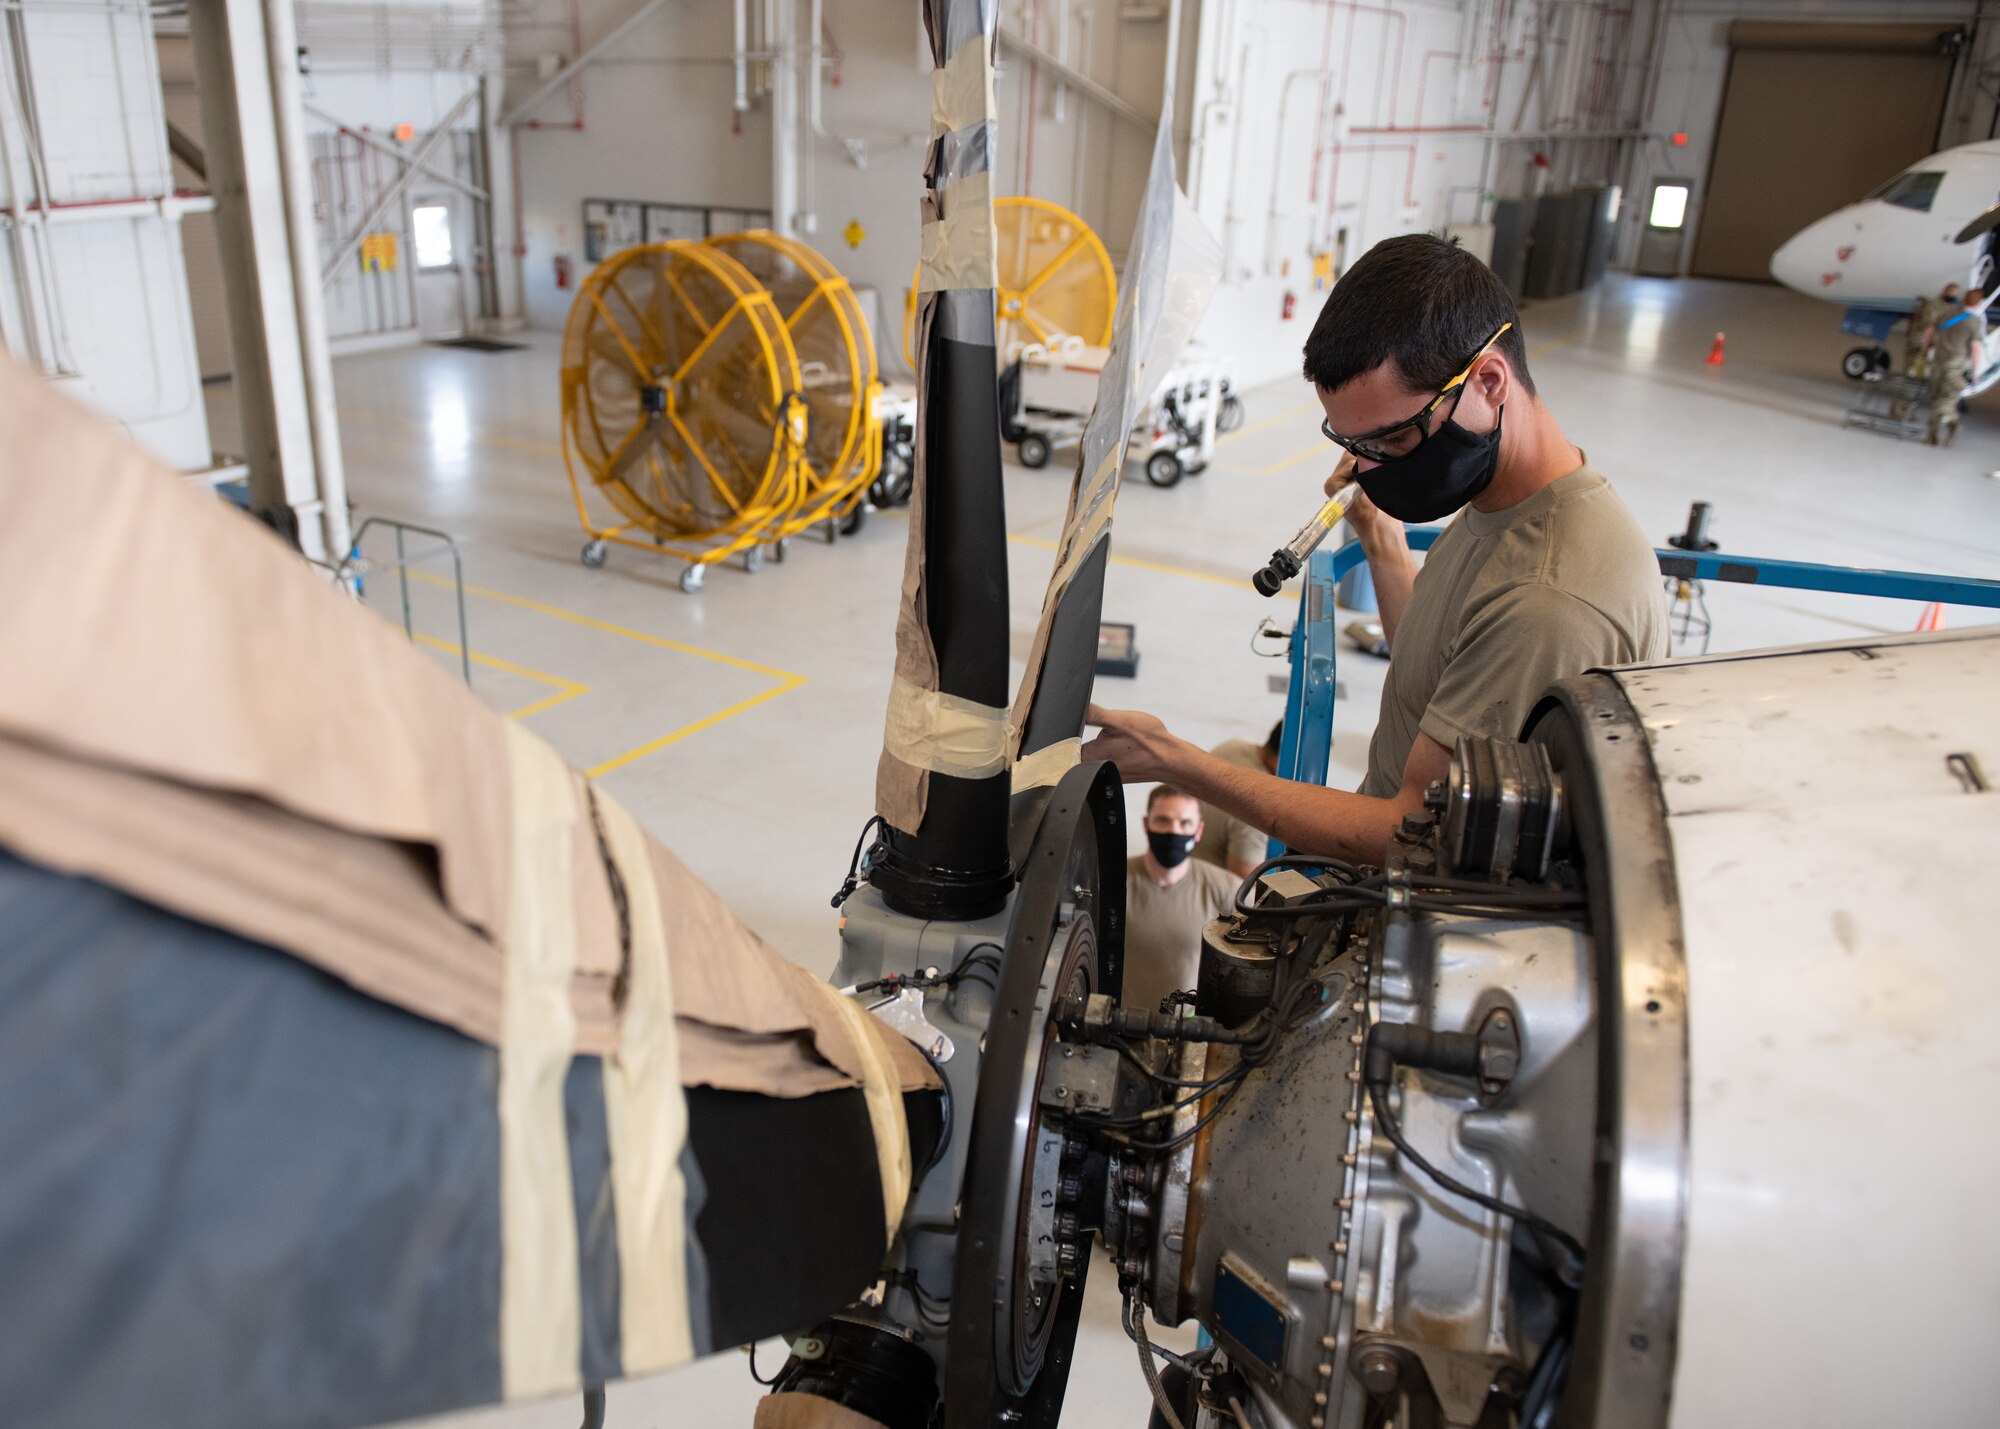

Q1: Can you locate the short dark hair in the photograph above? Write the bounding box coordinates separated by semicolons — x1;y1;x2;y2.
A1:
1302;233;1535;398
1147;784;1196;812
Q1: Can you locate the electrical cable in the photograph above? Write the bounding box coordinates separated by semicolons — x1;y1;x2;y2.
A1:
1152;1068;1253;1153
849;941;1003;998
1124;1292;1189;1429
1519;1322;1572;1429
747;1341;781;1386
831;814;886;907
1365;1079;1584;1283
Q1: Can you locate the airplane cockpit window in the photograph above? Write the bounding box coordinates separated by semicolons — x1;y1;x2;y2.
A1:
1870;170;1946;212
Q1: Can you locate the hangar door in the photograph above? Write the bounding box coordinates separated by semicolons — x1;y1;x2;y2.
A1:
1690;22;1961;282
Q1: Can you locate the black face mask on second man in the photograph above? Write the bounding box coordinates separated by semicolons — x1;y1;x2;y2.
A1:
1146;829;1197;869
1354;403;1504;524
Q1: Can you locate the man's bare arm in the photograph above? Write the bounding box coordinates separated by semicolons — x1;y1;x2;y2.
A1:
1326;459;1417;647
1082;705;1453;867
1362;526;1418;649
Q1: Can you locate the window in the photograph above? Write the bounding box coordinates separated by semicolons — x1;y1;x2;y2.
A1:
413;205;454;268
1869;170;1945;213
1648;184;1690;230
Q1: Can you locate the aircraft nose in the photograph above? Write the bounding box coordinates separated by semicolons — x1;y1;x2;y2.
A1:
1769;220;1826;291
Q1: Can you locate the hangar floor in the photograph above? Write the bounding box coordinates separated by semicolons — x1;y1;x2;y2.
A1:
203;274;2000;1428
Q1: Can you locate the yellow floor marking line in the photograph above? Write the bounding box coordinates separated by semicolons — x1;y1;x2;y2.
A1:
407;571;809;775
1256;442;1334;477
585;677;809;778
1006;533;1255;594
1214;397;1320;449
412;633;591;720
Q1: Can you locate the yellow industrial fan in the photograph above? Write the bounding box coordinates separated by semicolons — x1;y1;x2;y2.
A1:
562;240;802;593
901;196;1116;367
706;229;881;542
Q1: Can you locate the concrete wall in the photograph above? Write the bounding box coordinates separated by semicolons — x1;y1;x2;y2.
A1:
1187;0;1661;388
504;0;775;333
0;2;213;470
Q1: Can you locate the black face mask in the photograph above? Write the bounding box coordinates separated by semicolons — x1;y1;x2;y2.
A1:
1355;406;1504;524
1945;294;1963;305
1146;829;1197;869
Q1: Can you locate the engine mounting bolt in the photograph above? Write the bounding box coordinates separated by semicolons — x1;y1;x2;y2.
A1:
1311;1419;1325;1429
1319;1364;1333;1379
1327;1279;1343;1294
1338;1197;1352;1209
1314;1391;1328;1406
1343;1110;1358;1123
1355;1347;1401;1395
1321;1336;1337;1351
1342;1153;1356;1166
1350;1031;1364;1045
1333;1241;1348;1254
1346;1070;1361;1082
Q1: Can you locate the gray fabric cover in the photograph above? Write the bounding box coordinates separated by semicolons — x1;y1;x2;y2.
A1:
0;849;605;1429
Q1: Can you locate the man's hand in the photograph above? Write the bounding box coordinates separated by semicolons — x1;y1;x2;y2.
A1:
1324;451;1395;544
1081;704;1190;783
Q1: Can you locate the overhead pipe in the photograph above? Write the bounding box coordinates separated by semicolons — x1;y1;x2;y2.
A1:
996;23;1151;131
807;0;865;169
0;21;56;370
770;0;797;235
732;0;749;113
1264;68;1336;276
498;0;672;127
3;11;79;373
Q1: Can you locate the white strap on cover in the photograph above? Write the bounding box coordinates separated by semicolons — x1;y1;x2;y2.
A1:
815;985;913;1245
593;789;697;1376
499;721;585;1400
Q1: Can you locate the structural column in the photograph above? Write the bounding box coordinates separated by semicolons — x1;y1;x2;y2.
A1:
187;0;349;560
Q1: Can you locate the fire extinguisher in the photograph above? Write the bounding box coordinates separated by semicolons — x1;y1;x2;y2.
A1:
554;254;572;290
1281;290;1297;321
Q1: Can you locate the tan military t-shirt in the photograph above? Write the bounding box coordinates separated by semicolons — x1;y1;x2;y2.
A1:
1122;854;1237;1014
1359;463;1667;798
1194;738;1272;873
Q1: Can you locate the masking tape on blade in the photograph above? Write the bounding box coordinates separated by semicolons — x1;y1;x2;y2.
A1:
499;721;584;1401
882;673;1011;779
593;789;696;1377
932;34;996;137
1012;736;1081;792
1048;498;1116;594
919;171;999;295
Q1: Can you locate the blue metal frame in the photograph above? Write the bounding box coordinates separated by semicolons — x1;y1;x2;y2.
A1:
1271;532;2000;837
1273;548;1341;792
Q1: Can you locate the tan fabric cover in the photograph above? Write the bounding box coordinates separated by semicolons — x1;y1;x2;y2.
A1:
0;354;933;1098
753;1393;891;1429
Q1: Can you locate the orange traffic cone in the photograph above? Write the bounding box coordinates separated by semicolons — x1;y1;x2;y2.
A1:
1706;332;1726;366
1915;602;1946;632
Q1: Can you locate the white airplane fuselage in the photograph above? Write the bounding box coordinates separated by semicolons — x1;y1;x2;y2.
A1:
1770;141;2000;311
